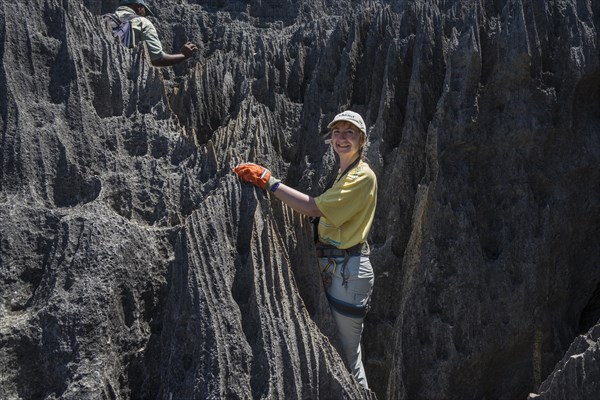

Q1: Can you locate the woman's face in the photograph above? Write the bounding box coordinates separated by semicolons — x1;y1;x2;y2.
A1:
331;121;363;158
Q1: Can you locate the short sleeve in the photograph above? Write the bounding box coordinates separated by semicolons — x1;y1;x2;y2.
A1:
136;18;165;60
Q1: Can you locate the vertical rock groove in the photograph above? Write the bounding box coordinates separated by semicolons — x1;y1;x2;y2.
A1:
0;1;599;399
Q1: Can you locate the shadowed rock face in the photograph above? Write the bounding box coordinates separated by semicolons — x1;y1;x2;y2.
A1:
0;0;598;399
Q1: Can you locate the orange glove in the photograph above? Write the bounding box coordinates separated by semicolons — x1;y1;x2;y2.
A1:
233;163;280;191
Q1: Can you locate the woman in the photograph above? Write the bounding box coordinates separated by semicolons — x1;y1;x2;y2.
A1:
233;111;377;388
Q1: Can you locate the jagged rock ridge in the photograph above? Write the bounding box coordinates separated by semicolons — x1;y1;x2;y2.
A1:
1;0;599;399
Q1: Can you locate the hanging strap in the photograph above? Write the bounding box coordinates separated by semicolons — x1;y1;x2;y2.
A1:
329;156;361;188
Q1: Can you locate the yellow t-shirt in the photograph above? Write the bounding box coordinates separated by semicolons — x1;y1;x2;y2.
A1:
315;161;377;249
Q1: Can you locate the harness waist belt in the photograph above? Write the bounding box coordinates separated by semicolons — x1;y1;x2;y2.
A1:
316;242;369;258
326;293;370;318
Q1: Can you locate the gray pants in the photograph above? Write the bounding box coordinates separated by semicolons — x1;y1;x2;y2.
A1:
319;254;374;388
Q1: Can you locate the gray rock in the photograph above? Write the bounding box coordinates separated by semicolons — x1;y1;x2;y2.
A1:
528;325;600;400
1;0;599;399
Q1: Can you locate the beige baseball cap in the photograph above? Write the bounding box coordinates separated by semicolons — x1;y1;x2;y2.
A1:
326;110;367;135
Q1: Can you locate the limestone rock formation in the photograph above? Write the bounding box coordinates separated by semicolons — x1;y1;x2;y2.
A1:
1;0;599;399
528;324;600;400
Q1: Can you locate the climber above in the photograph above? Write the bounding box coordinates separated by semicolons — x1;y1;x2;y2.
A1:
110;0;198;67
233;111;377;389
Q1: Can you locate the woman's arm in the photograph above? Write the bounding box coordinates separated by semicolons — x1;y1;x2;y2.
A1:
232;163;323;217
271;184;323;218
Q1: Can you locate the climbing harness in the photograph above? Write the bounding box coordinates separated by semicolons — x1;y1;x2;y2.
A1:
326;291;371;318
317;241;371;317
321;258;336;288
317;242;369;288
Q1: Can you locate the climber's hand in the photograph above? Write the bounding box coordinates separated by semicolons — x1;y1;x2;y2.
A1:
233;163;272;190
180;42;198;59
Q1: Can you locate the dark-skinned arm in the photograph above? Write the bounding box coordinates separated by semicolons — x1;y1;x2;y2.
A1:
151;42;198;67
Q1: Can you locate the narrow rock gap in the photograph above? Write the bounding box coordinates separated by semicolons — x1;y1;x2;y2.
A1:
578;283;600;335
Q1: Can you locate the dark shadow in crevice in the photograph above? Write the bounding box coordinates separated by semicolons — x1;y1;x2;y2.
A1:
578;283;600;334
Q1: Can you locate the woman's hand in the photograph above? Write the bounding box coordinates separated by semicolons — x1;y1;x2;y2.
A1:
233;163;278;190
233;163;321;217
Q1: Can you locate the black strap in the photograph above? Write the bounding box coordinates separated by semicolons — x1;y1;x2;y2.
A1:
312;157;361;243
326;292;370;318
331;156;361;187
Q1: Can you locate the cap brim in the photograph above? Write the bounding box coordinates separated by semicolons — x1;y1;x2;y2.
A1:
326;120;338;130
326;118;366;135
144;6;154;16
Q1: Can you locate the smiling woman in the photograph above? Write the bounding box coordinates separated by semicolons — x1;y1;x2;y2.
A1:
331;122;361;156
233;110;378;388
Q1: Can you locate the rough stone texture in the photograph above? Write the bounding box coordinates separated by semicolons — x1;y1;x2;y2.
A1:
0;0;599;399
527;324;600;400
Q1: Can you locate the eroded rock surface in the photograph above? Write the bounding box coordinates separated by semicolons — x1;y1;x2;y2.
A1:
1;0;599;399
